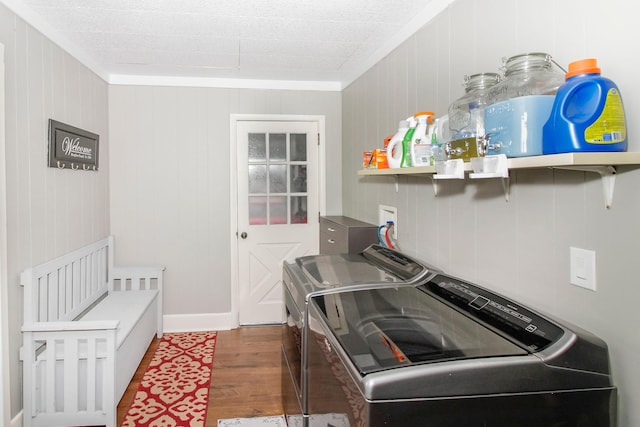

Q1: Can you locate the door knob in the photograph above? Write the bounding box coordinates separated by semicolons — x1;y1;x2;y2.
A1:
240;232;248;239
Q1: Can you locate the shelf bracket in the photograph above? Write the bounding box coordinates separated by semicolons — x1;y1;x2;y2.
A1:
502;176;510;202
469;155;510;202
431;159;465;197
554;165;617;209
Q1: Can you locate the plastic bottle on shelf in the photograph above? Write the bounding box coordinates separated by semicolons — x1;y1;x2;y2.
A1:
543;58;627;154
429;119;440;164
431;115;450;163
387;120;410;168
400;116;418;167
410;111;435;166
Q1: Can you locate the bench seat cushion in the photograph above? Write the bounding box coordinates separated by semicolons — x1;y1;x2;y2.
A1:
80;290;158;348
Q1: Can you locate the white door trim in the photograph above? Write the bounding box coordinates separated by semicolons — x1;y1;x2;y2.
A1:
229;114;326;327
0;42;10;427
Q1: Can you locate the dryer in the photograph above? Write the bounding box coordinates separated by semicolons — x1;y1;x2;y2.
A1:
282;246;617;427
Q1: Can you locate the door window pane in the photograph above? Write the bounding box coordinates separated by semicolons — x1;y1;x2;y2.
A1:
290;134;307;161
249;165;267;194
248;133;266;162
290;165;307;193
246;130;309;226
249;196;267;225
269;165;287;193
270;196;287;225
269;133;287;162
291;196;307;224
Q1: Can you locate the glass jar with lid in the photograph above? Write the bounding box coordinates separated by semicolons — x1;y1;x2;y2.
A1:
446;72;501;161
484;52;565;157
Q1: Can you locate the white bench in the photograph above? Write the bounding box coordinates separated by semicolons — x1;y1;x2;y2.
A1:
20;236;164;427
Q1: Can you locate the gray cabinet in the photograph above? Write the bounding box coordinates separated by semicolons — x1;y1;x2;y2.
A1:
319;216;378;255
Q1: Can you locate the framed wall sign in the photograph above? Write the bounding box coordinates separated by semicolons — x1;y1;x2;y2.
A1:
48;119;99;170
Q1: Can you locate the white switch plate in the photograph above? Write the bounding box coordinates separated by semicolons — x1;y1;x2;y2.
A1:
570;247;596;291
378;205;397;239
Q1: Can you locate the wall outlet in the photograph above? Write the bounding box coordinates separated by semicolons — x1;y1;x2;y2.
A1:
570;247;596;291
378;205;397;239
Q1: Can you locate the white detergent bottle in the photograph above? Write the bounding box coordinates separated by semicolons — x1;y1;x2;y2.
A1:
386;120;409;169
410;111;434;166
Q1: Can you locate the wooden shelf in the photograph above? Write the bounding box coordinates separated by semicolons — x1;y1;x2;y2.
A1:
358;152;640;176
358;152;640;209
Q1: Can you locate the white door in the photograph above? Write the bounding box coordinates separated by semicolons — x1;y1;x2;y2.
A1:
236;120;319;324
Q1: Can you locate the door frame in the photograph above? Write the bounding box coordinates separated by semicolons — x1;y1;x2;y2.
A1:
229;114;326;327
0;42;9;426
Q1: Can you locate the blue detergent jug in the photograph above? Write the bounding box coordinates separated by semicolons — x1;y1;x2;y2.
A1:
543;58;627;154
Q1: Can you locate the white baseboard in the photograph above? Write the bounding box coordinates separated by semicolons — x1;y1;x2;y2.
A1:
163;312;237;332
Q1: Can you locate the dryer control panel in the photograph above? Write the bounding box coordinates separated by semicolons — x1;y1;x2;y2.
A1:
423;274;564;351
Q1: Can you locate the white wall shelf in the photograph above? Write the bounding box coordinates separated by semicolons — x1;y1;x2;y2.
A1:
358;152;640;208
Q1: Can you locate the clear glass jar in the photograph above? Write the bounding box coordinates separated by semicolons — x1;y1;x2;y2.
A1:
488;52;565;100
446;72;501;161
484;52;566;157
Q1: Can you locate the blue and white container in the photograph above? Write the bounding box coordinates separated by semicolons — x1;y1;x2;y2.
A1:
484;52;565;157
543;58;627;154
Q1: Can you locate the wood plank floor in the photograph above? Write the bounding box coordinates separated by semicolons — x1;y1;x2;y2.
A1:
117;325;285;426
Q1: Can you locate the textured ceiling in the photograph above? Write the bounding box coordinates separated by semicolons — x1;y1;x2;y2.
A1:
5;0;452;87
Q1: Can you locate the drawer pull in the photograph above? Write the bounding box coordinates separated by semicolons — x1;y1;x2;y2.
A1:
327;227;336;232
327;239;336;244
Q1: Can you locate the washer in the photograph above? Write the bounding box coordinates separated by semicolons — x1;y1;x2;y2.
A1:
281;245;436;427
282;247;617;427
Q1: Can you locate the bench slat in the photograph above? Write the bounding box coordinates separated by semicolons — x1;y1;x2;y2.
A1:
64;338;79;413
87;337;97;413
45;338;55;414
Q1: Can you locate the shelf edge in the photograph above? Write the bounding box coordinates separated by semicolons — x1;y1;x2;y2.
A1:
358;152;640;176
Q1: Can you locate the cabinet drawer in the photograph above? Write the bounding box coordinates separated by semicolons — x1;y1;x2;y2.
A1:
319;216;378;255
320;230;348;255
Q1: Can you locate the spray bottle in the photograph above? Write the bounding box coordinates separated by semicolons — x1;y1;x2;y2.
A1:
400;116;417;167
410;111;435;166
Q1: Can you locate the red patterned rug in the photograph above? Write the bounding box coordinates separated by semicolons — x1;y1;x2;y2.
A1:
121;331;218;427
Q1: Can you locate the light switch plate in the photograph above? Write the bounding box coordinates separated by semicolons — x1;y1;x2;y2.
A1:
570;247;596;291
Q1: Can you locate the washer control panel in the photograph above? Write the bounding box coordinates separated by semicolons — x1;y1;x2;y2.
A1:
424;274;564;351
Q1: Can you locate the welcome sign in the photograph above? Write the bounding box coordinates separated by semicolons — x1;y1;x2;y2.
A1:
48;119;99;170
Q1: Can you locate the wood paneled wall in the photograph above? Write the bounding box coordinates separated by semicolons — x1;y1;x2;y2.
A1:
342;0;640;425
108;86;341;317
0;3;110;420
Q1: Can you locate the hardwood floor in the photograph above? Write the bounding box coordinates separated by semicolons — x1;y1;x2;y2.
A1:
117;325;285;426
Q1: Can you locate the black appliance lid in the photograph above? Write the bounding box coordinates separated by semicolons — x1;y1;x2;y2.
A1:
296;245;428;289
311;274;564;375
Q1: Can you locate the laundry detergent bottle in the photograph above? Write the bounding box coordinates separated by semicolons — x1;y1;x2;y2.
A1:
387;120;410;168
543;58;627;154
